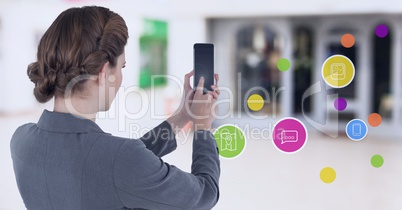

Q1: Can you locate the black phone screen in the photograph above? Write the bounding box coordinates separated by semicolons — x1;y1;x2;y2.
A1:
194;43;214;93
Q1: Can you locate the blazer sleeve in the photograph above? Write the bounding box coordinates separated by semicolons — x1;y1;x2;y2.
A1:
113;130;220;210
138;120;177;157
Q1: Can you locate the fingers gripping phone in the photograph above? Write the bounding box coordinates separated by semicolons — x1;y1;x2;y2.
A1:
194;43;214;94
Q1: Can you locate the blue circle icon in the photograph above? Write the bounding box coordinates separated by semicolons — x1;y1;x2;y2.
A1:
345;119;368;141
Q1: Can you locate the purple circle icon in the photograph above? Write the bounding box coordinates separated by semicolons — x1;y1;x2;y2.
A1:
375;24;388;38
334;97;347;111
272;117;308;154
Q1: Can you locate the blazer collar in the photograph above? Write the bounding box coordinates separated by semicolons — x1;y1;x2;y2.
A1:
37;110;105;134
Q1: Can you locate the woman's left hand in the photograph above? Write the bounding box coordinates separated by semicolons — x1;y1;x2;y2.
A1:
167;70;195;132
181;70;196;120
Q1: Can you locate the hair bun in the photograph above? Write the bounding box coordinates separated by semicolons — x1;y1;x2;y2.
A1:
27;62;57;103
27;6;128;103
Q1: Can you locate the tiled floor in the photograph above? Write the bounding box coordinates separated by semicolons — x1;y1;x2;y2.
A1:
2;110;402;210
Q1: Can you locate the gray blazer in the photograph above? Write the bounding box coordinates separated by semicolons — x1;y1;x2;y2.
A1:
10;110;220;210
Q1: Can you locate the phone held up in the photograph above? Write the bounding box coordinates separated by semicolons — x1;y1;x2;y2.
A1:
194;43;214;94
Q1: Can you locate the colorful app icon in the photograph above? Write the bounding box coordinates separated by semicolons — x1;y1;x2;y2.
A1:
322;55;355;88
330;63;346;80
220;130;237;151
345;119;368;141
272;117;308;154
280;130;298;144
214;125;246;159
247;94;264;111
320;167;336;184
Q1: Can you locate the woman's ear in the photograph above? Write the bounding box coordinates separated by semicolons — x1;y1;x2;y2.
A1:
98;62;110;86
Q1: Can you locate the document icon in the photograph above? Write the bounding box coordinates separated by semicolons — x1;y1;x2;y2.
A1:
220;130;237;151
330;63;346;80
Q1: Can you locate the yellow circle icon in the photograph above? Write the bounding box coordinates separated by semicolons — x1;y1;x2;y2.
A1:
321;55;355;88
247;94;264;111
320;167;336;184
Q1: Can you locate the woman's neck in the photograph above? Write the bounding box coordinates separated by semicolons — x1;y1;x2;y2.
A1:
54;96;98;121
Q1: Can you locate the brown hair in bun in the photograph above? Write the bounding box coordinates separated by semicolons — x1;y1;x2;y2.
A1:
27;6;128;103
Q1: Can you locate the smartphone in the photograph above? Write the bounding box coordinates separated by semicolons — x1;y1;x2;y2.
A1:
194;43;214;93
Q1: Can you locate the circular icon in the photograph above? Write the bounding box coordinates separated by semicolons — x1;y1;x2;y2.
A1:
368;113;382;127
320;167;336;184
321;55;355;88
371;154;384;168
214;125;246;159
272;117;308;154
334;97;347;111
247;94;264;111
375;24;388;38
341;33;355;48
345;119;368;141
277;58;291;72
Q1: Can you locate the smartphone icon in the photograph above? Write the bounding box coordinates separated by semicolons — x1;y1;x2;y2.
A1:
194;43;214;93
352;124;361;136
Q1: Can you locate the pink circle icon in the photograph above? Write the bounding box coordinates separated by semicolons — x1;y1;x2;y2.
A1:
272;117;308;154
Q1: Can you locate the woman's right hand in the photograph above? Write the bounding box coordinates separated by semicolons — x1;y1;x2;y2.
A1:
190;76;219;131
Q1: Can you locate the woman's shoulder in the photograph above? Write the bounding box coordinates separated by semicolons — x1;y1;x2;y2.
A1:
12;123;37;137
10;123;38;152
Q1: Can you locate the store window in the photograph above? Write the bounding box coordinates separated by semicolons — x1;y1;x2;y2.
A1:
235;25;283;115
292;27;314;114
372;23;392;119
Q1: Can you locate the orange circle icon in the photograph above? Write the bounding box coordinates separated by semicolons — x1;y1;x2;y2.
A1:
368;113;382;127
341;34;355;48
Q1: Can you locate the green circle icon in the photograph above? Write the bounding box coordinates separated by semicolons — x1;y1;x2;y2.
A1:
371;154;384;168
213;125;246;159
277;58;291;72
